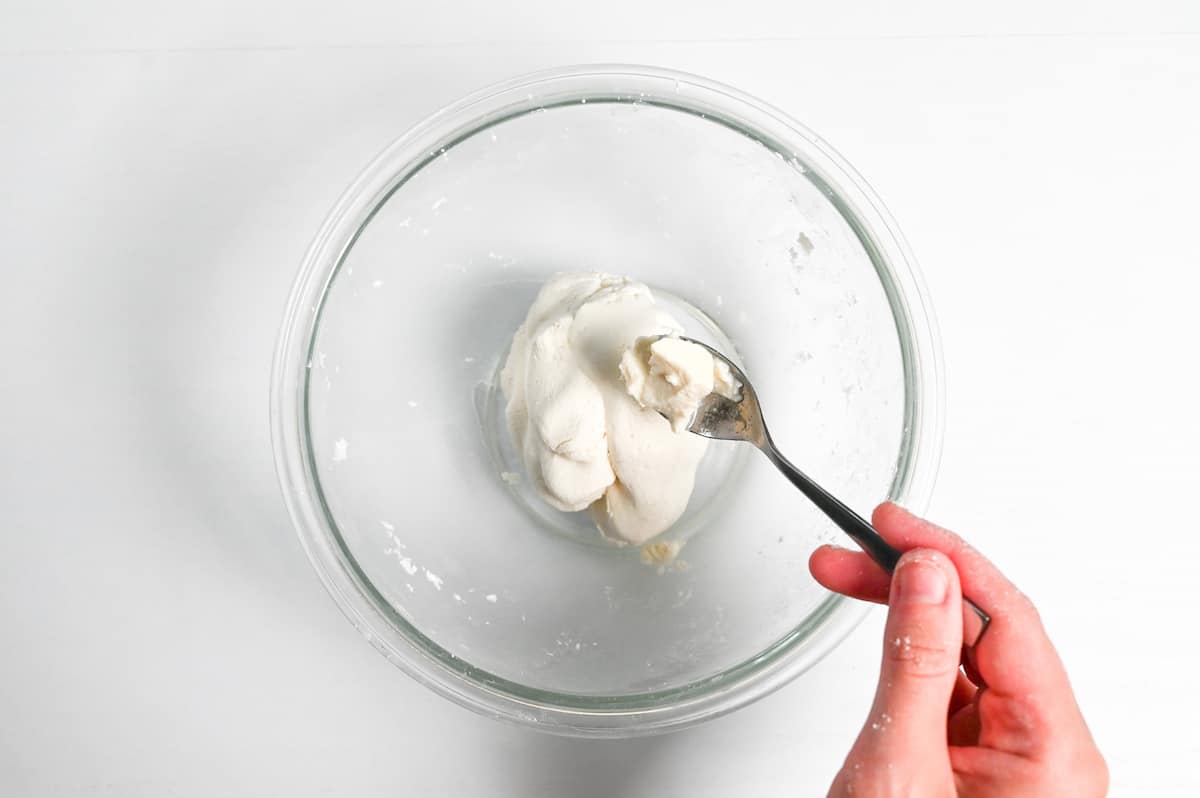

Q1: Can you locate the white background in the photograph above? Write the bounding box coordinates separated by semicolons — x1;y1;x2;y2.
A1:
2;2;1198;795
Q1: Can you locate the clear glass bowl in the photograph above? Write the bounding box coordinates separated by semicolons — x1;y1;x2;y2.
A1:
271;65;943;736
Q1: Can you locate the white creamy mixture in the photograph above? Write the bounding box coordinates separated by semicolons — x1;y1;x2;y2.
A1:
620;336;740;432
501;273;730;545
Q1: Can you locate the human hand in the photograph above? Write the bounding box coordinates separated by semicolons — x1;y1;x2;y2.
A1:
809;503;1107;797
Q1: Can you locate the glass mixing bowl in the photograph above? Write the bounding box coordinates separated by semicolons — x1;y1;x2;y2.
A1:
271;65;943;736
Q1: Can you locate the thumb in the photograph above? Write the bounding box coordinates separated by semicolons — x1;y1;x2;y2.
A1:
868;549;964;750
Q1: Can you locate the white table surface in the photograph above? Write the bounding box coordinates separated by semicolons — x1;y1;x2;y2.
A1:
3;2;1198;795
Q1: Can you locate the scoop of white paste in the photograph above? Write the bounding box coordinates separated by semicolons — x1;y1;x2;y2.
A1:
500;273;709;544
619;335;740;433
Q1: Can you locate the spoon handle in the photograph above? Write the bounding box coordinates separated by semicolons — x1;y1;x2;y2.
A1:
762;444;991;648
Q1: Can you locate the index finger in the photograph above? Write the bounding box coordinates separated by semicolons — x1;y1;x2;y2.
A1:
868;503;1072;701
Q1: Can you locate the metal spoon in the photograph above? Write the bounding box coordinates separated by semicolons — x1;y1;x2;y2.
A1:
661;336;990;647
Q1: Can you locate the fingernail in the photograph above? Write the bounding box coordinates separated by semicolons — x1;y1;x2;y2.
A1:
896;559;948;605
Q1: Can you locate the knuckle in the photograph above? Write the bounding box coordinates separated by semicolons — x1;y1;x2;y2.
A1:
832;766;928;798
1083;751;1110;796
1093;753;1110;795
1015;589;1040;618
1029;747;1108;796
884;635;958;678
978;690;1045;735
1062;736;1109;795
993;586;1041;624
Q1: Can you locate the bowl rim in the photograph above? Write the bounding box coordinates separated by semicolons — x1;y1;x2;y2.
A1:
270;63;945;737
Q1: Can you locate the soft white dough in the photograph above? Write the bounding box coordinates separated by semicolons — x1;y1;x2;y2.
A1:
619;335;740;433
500;273;709;545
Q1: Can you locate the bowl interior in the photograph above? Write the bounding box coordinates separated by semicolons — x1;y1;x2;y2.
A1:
300;86;912;703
